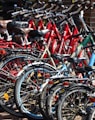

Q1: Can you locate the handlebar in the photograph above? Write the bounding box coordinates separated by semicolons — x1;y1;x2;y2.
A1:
69;6;83;16
62;4;75;14
11;0;91;19
11;9;30;17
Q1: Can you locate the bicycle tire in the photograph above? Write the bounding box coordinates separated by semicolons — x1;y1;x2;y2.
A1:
46;83;62;120
88;108;95;120
0;53;35;117
45;80;77;120
15;63;55;119
57;85;91;120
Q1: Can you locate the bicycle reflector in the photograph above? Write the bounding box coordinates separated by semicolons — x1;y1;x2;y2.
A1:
37;73;42;78
0;49;7;56
63;81;70;87
3;93;10;101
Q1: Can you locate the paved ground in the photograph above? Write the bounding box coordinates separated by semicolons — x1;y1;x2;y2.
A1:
0;111;28;120
0;110;45;120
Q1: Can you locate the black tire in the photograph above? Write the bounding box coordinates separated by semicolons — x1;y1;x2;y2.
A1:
15;63;55;119
57;86;91;120
0;53;35;117
46;83;62;120
88;108;95;120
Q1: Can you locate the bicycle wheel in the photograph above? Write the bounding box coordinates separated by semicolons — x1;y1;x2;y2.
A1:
46;83;62;120
15;63;55;119
45;80;76;120
39;78;54;119
39;81;49;119
0;53;34;76
0;53;35;117
0;74;23;117
57;85;91;120
88;108;95;120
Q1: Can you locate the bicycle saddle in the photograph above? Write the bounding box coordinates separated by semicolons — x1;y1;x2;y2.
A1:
76;66;93;73
7;22;24;35
7;21;31;35
68;57;86;64
28;29;50;39
7;21;50;36
85;66;94;72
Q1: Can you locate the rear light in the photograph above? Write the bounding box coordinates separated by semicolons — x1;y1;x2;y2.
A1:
89;97;95;102
48;80;54;85
0;49;7;55
63;81;70;87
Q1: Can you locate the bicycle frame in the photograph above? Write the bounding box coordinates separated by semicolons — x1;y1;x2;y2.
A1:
89;52;95;66
71;34;94;58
